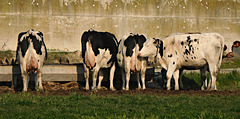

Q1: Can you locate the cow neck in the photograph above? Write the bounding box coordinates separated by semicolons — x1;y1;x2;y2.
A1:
154;40;163;63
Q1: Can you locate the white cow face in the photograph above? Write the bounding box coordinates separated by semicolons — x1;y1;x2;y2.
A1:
138;38;160;58
223;40;240;57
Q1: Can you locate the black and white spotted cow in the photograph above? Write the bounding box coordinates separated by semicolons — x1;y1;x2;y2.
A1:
81;29;118;91
117;33;147;90
138;33;224;91
16;29;47;91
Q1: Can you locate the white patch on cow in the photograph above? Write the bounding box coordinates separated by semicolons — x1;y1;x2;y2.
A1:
95;48;112;68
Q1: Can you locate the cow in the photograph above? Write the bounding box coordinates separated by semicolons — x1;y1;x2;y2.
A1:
16;29;47;91
81;29;118;91
138;33;225;91
223;38;240;58
117;33;147;90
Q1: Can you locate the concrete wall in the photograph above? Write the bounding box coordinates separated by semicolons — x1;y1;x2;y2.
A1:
0;0;240;51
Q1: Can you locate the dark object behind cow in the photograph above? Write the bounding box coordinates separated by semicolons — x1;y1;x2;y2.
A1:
81;29;118;91
16;29;47;91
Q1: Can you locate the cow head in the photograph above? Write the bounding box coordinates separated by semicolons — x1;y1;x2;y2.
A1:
223;40;240;58
138;38;162;58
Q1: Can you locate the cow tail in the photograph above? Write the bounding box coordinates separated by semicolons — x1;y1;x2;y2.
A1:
217;36;224;74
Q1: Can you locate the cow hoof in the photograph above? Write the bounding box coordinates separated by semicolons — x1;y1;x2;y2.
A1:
110;88;116;91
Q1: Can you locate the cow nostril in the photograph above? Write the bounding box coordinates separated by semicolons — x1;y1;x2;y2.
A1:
138;53;141;56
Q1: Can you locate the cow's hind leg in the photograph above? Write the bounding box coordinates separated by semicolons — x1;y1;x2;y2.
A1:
140;62;146;90
83;64;90;90
207;64;218;91
22;72;28;92
121;68;126;90
37;71;43;91
200;67;207;90
97;70;103;90
92;66;100;90
136;73;141;89
109;63;116;91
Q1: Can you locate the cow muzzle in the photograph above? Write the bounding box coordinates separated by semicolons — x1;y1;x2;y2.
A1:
226;52;234;58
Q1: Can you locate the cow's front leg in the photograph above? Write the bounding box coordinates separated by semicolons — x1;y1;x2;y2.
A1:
173;70;179;90
83;64;90;90
166;66;175;90
109;63;116;91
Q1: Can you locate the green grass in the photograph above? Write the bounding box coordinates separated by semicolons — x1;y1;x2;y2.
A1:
182;71;240;91
0;92;239;119
221;57;240;69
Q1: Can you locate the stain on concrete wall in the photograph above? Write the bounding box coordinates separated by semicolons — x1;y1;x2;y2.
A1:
0;0;239;51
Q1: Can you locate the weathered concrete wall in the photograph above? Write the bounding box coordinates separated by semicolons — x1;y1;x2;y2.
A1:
0;0;240;51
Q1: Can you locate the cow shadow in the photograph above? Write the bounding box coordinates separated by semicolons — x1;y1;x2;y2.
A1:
153;71;201;90
12;64;38;92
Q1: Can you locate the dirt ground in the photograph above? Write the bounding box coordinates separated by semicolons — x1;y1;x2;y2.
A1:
0;81;240;96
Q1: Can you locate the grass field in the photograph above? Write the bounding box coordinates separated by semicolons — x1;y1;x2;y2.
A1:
0;92;240;119
0;72;239;119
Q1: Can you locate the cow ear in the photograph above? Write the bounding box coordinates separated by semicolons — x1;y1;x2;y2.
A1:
224;45;227;51
153;38;160;45
233;41;240;48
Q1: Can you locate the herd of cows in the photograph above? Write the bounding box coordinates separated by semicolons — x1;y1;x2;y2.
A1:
16;29;240;92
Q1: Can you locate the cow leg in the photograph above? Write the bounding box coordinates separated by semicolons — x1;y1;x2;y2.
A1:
200;67;207;90
109;63;116;91
37;71;43;91
121;68;126;90
125;68;130;90
22;72;28;92
140;61;146;90
179;69;184;90
83;63;90;90
166;69;174;90
97;70;103;89
173;70;180;90
92;66;100;90
136;73;141;89
207;64;218;91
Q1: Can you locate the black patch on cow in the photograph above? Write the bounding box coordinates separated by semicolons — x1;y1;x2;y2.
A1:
159;40;163;58
163;47;166;50
191;57;193;59
168;54;172;58
81;29;118;65
194;39;198;42
175;51;177;55
186;56;188;59
187;36;191;41
123;34;147;57
29;34;43;55
194;56;196;59
181;41;184;46
184;49;190;55
185;60;188;62
173;61;175;65
17;32;29;57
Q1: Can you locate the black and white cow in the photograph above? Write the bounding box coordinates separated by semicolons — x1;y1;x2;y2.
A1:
117;33;147;90
81;29;118;91
138;33;225;91
223;38;240;57
16;29;47;91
